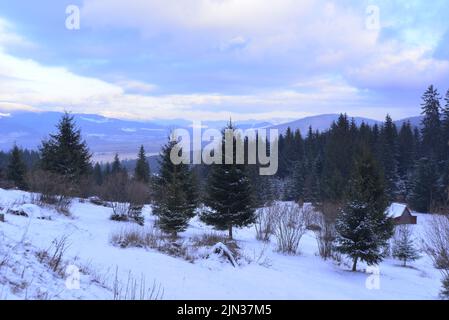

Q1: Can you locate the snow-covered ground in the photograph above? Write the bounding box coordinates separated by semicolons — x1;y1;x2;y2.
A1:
0;188;443;300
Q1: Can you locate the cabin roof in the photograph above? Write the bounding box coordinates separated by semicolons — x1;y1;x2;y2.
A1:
386;203;408;218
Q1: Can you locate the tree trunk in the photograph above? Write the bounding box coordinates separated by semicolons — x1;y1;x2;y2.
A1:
228;225;233;240
0;213;4;222
352;257;358;272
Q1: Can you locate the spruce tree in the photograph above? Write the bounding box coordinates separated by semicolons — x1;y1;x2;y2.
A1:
200;122;255;240
153;137;197;236
322;114;354;201
379;115;399;200
40;113;91;181
397;122;416;199
111;153;122;174
408;158;439;212
290;160;305;202
104;163;111;176
442;89;449;161
134;145;150;183
335;150;394;271
420;85;442;160
7;145;27;190
93;162;103;186
397;122;416;177
302;157;322;203
392;225;420;267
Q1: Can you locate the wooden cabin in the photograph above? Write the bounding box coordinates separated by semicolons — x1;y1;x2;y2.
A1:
386;203;417;225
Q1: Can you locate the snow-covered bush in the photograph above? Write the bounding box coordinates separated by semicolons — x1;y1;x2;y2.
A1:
424;214;449;299
190;232;240;262
110;202;131;222
272;203;307;254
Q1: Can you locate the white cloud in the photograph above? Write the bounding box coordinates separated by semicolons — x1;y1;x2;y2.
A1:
81;0;449;90
0;18;34;48
0;13;370;121
115;80;157;94
2;1;449;122
347;46;449;90
0;41;367;121
82;0;313;34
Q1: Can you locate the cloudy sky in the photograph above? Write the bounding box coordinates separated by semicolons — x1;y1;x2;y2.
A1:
0;0;448;122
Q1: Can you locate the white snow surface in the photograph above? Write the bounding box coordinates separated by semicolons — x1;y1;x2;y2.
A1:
386;203;409;218
0;188;443;300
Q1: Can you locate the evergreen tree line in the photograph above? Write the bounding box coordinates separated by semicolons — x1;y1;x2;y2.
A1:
1;92;443;276
0;114;152;200
0;149;39;189
0;114;256;239
275;85;449;213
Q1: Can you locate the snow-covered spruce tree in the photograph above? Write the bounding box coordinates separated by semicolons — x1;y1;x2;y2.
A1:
40;112;91;181
134;145;151;184
335;150;394;272
200;122;255;240
153;137;197;237
7;145;27;190
392;225;420;267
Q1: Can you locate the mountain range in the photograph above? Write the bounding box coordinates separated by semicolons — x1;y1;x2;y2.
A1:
0;111;422;161
271;114;423;134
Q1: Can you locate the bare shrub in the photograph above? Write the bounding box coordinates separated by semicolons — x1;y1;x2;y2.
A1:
110;202;131;222
272;202;307;254
424;214;449;299
109;226;194;262
255;207;276;242
101;172;128;203
127;181;149;225
191;232;228;247
314;202;339;260
112;268;163;300
102;173;148;225
301;202;318;229
27;170;72;216
243;244;272;268
36;235;71;275
110;225;163;249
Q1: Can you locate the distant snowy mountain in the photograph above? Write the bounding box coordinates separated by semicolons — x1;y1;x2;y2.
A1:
0;111;424;159
0;111;273;160
269;114;381;134
394;116;423;128
0;111;169;160
269;114;424;135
